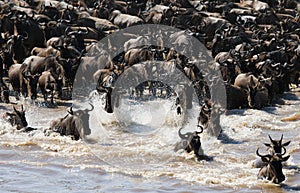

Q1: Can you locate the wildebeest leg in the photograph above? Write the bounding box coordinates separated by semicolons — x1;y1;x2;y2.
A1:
56;80;63;99
16;93;20;100
295;72;299;87
50;92;54;104
105;92;113;113
14;88;20;100
270;176;276;183
21;81;28;98
43;90;47;103
50;91;54;104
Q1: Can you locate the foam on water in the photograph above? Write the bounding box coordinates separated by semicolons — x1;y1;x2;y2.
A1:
0;92;300;192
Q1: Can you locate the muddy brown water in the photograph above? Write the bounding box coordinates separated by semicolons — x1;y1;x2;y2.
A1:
0;90;300;192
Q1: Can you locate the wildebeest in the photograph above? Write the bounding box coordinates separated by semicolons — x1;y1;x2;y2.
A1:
23;55;65;98
10;10;46;53
8;63;40;100
248;85;269;109
6;34;28;63
31;46;60;57
234;73;270;109
264;134;291;155
174;126;206;160
49;103;94;140
256;148;290;184
253;134;291;168
109;10;144;28
38;71;57;104
8;64;27;100
124;47;153;66
226;83;249;109
2;105;34;131
234;73;259;90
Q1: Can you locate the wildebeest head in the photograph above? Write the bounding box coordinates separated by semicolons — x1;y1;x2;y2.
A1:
264;134;291;155
67;103;94;136
256;148;290;184
7;34;28;63
174;126;204;158
4;105;28;130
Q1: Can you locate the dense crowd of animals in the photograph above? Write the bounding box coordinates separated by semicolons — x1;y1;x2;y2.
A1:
0;0;299;184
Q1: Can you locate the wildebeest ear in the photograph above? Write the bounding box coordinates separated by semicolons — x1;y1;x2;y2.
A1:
282;155;290;162
282;141;291;147
264;143;271;147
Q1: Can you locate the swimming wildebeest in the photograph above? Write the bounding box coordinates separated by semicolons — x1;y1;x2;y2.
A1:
253;134;291;168
3;105;27;130
49;103;94;140
174;126;209;160
256;148;290;184
2;105;35;131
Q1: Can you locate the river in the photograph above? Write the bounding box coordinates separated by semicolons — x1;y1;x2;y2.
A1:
0;89;300;193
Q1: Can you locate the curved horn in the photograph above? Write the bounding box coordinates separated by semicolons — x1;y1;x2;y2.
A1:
87;103;94;111
288;62;294;67
282;146;287;156
59;18;71;23
67;30;78;36
256;148;270;158
67;106;73;115
178;127;188;139
271;63;280;68
47;21;57;28
197;125;204;134
269;135;276;144
280;134;283;144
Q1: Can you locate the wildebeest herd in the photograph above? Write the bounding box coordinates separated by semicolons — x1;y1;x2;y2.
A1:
0;0;299;184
